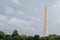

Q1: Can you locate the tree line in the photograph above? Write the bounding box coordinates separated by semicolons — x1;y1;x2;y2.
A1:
0;30;60;40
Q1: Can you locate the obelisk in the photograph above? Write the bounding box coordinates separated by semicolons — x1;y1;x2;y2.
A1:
44;2;48;36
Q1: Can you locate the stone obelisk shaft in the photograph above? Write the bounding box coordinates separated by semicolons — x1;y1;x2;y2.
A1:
44;5;48;36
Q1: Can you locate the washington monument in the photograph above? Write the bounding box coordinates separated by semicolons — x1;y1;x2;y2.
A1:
44;0;48;36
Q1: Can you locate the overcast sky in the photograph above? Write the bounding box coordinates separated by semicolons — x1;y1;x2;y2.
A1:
0;0;60;36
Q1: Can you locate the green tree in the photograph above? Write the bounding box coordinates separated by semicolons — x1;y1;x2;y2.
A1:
13;36;20;40
57;36;60;40
48;34;57;40
20;35;27;40
0;31;5;39
5;35;12;40
12;30;19;37
27;36;33;40
33;35;40;40
40;37;45;40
